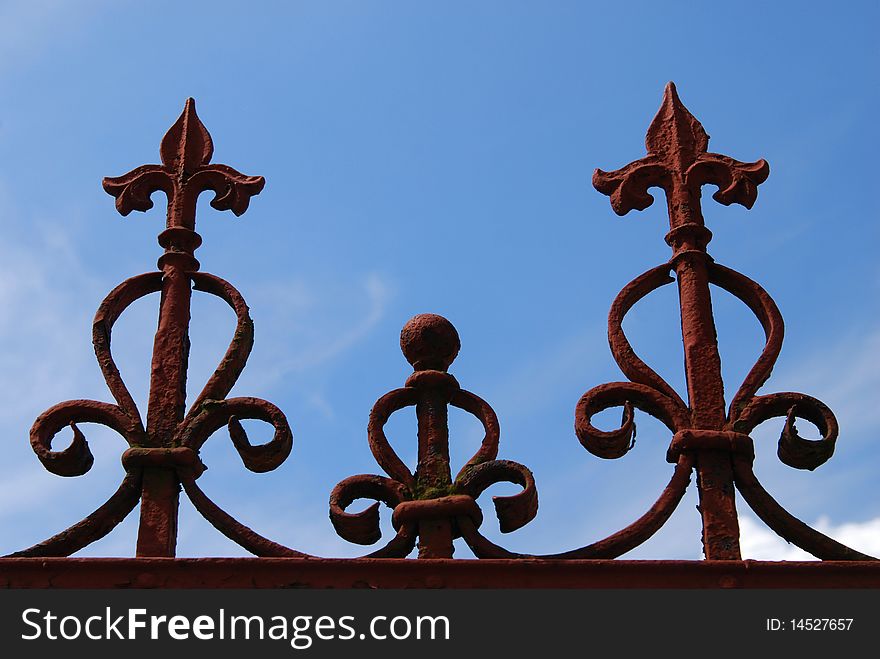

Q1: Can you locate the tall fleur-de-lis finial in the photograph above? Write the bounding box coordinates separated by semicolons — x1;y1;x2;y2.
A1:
101;100;270;556
103;98;264;247
9;89;872;568
593;82;769;232
584;83;771;559
570;83;871;561
16;100;298;559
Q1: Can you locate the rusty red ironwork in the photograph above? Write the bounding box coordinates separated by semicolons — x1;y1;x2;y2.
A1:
10;100;298;559
1;85;877;588
330;313;538;558
583;82;868;560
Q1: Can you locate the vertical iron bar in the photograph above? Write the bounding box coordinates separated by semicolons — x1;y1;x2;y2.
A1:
667;224;740;559
137;248;197;557
415;393;454;558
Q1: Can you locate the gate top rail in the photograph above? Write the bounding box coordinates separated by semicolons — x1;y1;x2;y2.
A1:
3;85;875;566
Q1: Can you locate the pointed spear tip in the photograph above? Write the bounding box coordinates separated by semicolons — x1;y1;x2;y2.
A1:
662;81;682;108
160;97;213;170
645;81;709;157
182;97;198;118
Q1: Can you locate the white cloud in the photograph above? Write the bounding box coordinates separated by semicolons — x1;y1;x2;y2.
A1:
739;514;880;561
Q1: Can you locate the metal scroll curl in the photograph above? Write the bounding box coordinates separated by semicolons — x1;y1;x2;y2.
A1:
329;314;538;558
329;384;538;557
575;264;690;460
9;274;159;557
12;271;304;557
460;264;695;559
712;263;837;472
706;262;869;558
148;273;304;556
460;254;872;561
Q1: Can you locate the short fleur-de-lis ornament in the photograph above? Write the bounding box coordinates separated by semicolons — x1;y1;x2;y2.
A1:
330;314;538;558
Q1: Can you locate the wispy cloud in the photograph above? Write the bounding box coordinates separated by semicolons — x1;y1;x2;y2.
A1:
231;271;395;421
740;514;880;561
0;188;105;423
0;277;99;421
269;273;391;375
484;324;606;421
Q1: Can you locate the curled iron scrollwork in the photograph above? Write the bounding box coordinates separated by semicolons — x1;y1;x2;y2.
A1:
330;314;538;558
8;100;306;558
7;87;873;565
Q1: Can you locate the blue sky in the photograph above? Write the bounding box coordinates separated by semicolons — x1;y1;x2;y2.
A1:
0;0;877;559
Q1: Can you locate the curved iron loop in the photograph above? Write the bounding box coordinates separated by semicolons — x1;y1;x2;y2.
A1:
707;263;785;421
732;456;875;560
454;516;521;559
5;472;143;558
575;382;689;459
367;388;420;490
459;454;695;559
180;475;311;558
732;392;837;471
546;453;694;559
29;272;156;477
455;459;537;533
450;388;500;477
177;397;292;473
30;400;146;477
608;264;686;409
329;474;417;558
93;272;163;423
185;272;255;418
359;525;419;559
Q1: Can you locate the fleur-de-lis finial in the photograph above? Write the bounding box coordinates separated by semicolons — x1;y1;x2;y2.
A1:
593;82;769;235
102;98;264;246
575;83;872;561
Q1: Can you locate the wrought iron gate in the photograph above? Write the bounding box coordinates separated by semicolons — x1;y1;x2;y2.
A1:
1;84;876;588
